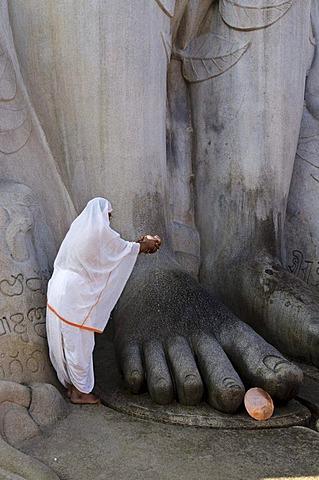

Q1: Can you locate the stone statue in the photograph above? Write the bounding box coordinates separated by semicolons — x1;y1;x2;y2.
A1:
286;0;319;288
0;5;74;477
0;0;75;385
0;181;56;385
1;0;318;419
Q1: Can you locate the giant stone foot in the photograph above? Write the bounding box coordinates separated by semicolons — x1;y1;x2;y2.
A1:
218;257;319;369
113;257;303;414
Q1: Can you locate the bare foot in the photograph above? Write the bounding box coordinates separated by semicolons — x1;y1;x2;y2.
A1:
66;384;72;399
70;386;101;405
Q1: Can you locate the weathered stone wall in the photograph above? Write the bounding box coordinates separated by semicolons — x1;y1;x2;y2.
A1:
0;0;75;384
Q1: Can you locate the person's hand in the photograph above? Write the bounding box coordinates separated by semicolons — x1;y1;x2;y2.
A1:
146;234;161;253
136;235;161;254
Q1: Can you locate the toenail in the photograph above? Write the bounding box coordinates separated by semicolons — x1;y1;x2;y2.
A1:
263;355;289;372
129;370;143;383
223;377;243;390
184;374;199;384
155;378;168;388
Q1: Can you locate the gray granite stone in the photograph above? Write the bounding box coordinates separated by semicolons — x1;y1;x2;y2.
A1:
0;403;39;447
0;435;59;480
0;2;319;477
19;407;319;480
5;0;319;413
95;338;311;429
0;381;30;408
29;384;70;428
297;377;319;417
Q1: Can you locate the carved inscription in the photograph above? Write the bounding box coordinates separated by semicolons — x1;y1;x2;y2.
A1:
0;316;11;336
0;347;47;380
27;307;47;338
0;307;46;343
0;270;50;297
0;273;23;297
288;250;319;287
0;271;49;343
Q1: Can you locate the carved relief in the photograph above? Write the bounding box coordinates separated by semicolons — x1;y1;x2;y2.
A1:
285;1;319;292
161;32;172;63
0;49;16;100
0;43;32;154
170;0;298;84
0;182;56;384
174;33;250;82
219;0;294;31
155;0;176;18
296;110;319;183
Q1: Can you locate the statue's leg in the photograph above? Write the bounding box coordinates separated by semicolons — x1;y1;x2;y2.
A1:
0;0;74;244
189;0;319;364
8;0;170;238
8;0;304;411
0;0;75;388
286;1;319;295
0;6;73;476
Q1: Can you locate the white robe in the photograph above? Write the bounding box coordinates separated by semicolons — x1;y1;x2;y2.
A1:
46;306;95;392
46;197;139;392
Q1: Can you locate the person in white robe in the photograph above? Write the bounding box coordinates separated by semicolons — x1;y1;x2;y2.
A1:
46;197;161;404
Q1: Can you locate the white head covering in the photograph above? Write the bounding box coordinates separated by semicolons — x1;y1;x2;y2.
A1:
47;198;139;333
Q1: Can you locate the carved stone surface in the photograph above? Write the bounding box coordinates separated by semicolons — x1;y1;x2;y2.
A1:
0;0;74;388
0;182;57;385
0;403;40;447
29;384;70;427
0;381;30;408
94;337;311;429
286;0;319;289
294;363;319;431
0;1;75;245
4;0;319;423
0;380;69;478
0;434;59;480
219;0;294;30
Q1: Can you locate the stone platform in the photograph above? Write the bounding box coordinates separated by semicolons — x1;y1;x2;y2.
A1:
2;336;319;479
94;335;312;430
17;405;319;480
